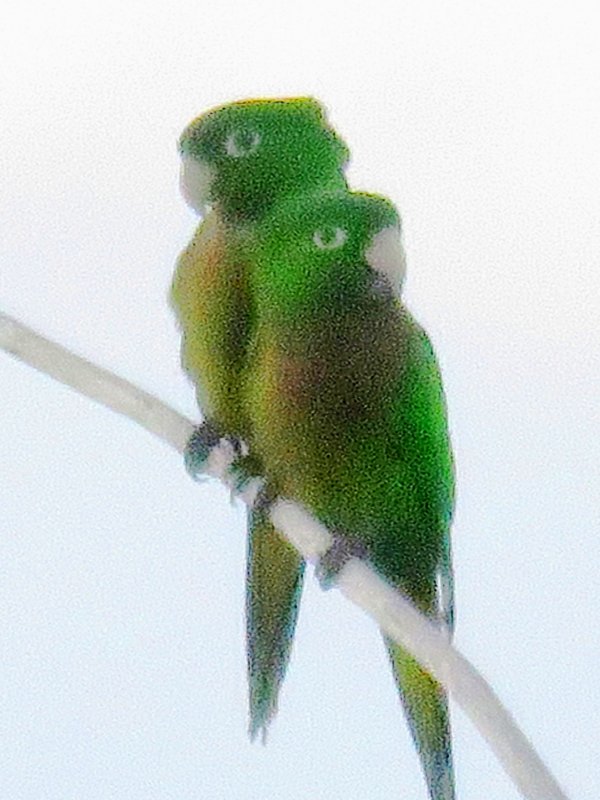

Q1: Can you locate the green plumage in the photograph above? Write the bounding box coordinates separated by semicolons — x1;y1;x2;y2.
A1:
245;505;305;740
170;98;349;737
170;97;456;799
244;190;455;800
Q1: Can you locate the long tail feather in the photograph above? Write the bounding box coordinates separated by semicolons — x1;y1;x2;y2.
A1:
246;506;305;740
385;636;454;800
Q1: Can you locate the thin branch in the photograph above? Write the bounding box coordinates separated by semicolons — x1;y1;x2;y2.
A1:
0;311;569;800
0;313;193;453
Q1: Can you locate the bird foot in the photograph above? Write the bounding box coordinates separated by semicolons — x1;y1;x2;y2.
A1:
227;452;267;506
316;531;370;590
184;421;241;481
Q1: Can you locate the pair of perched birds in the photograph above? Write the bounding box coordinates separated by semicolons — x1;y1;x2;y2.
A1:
171;97;455;800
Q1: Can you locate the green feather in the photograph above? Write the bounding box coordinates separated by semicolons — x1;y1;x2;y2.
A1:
171;99;350;738
246;506;305;740
245;189;456;800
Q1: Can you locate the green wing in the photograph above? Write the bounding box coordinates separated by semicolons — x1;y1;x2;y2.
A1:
394;314;454;800
245;505;305;740
386;312;455;800
390;310;455;621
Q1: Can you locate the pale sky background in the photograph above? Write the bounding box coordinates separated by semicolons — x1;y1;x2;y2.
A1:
1;1;599;798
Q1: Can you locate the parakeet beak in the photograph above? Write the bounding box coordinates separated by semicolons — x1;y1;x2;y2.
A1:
179;155;215;216
365;226;406;294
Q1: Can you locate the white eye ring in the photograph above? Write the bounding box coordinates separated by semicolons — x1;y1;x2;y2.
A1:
225;129;261;158
312;227;348;250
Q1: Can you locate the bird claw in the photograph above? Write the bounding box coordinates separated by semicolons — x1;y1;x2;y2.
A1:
228;453;269;509
227;453;259;494
316;531;370;590
184;421;241;481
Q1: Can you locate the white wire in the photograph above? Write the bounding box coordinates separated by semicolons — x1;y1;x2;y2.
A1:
0;311;570;800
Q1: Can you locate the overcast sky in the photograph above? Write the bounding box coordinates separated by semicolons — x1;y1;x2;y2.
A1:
1;1;599;799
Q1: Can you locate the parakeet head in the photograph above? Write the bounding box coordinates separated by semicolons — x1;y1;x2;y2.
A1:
253;189;406;322
179;97;349;221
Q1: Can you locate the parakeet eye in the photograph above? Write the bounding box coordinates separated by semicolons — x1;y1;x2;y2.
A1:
224;129;261;158
312;226;348;250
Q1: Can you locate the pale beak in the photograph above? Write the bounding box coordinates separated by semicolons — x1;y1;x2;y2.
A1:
179;155;215;216
365;225;406;295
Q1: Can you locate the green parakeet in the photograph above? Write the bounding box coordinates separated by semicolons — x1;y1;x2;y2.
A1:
170;98;350;737
244;189;455;800
172;97;349;439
